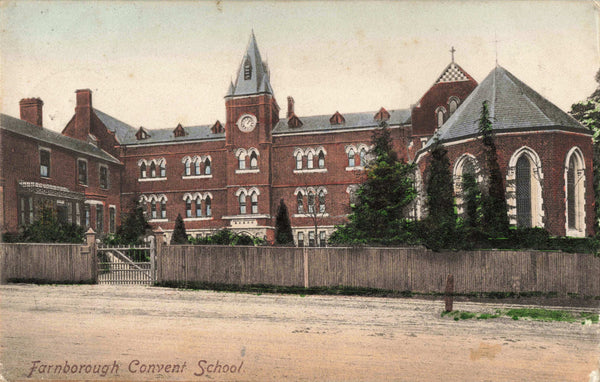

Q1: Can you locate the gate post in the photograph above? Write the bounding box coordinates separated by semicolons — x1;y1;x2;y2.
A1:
153;227;165;284
85;228;97;283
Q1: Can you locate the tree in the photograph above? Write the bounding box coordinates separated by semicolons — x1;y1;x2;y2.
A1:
461;171;481;228
478;101;510;236
423;136;457;249
329;125;417;245
274;199;294;245
111;198;151;245
170;213;188;245
570;69;600;234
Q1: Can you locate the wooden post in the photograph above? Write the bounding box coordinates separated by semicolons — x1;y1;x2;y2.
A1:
303;247;309;288
153;227;165;284
444;274;454;312
85;228;97;283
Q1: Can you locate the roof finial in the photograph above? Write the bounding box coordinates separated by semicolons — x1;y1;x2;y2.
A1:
494;32;500;67
450;46;456;63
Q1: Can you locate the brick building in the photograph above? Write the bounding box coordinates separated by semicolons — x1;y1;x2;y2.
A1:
0;33;594;242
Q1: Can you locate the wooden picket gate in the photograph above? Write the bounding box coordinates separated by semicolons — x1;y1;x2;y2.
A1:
96;240;155;285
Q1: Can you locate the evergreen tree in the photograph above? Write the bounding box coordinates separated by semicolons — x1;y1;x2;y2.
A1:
329;125;417;245
478;101;510;236
274;199;294;245
570;69;600;234
170;213;188;245
462;171;481;228
113;198;151;245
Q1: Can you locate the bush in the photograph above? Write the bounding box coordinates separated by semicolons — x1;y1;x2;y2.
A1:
190;229;266;246
5;207;85;243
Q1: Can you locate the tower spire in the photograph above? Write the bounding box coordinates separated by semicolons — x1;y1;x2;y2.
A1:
226;31;273;98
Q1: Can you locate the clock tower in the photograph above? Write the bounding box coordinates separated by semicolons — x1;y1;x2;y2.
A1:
223;32;280;241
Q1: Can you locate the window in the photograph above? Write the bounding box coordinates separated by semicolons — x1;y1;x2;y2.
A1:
308;231;315;247
99;166;109;189
297;232;304;247
516;156;532;228
205;158;211;175
318;152;325;169
28;197;33;223
239;155;246;170
307;152;314;169
76;203;81;227
251;192;258;214
19;197;25;225
296;152;303;170
40;149;50;177
308;192;315;213
161;201;166;219
185;161;191;176
297;193;304;214
449;98;459;114
360;149;367;167
250;152;258;169
205;196;212;217
196;198;202;217
195;160;201;175
319;231;326;247
151;203;157;219
186;198;192;218
96;205;103;233
318;190;326;213
109;207;116;233
140;163;147;178
78;159;88;185
437;109;445;128
348;149;355;167
239;193;247;214
567;157;576;229
85;205;90;228
150;162;157;178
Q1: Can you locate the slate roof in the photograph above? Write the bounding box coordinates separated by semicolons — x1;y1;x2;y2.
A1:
121;124;225;146
272;109;412;135
420;66;589;153
0;113;121;164
94;108;137;143
226;32;274;97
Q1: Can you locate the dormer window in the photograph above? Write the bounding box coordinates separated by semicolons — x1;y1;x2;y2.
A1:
244;56;252;80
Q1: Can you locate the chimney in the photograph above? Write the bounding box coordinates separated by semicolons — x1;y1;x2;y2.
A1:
19;98;44;127
64;89;93;141
287;96;295;119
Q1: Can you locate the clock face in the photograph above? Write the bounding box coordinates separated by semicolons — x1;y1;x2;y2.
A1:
237;114;257;132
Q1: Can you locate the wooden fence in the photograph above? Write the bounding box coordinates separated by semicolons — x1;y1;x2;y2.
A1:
158;246;600;296
0;243;95;284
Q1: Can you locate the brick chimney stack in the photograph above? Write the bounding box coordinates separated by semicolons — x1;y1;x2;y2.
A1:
19;98;44;127
63;89;93;141
287;96;295;119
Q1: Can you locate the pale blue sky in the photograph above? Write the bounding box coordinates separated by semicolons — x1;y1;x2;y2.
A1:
1;1;598;132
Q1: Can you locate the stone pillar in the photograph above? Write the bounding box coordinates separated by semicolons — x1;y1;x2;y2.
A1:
85;228;97;283
153;227;165;283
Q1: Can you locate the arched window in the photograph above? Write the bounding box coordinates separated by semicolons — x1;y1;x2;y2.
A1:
308;192;315;213
250;152;258;169
318;152;325;169
565;149;585;235
140;163;147;178
307;152;314;169
150;162;157;178
348;149;355;167
238;154;246;170
205;196;212;217
251;192;258;214
185;161;191;176
449;98;459;114
318;190;326;213
437;109;445;128
195;160;201;175
185;198;192;218
161;201;166;219
151;203;157;219
239;193;247;214
296;152;303;170
159;162;166;177
516;156;532;228
567;158;576;229
359;148;367;167
297;193;304;214
204;158;211;175
196;198;202;217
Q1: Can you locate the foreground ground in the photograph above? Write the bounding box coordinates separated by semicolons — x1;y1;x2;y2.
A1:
0;284;598;381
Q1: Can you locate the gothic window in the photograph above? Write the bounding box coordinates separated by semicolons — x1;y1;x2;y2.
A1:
99;165;109;189
239;155;246;170
318;190;326;213
307;152;314;169
195;160;201;175
251;192;258;214
78;159;88;185
161;201;166;219
205;196;212;217
308;192;315;213
205;158;211;175
140;163;147;178
516;156;532;228
318;152;325;169
296;152;303;170
359;148;367;167
40;149;50;178
239;193;247;214
250;152;258;169
150;162;157;178
565;149;585;234
185;161;191;176
244;56;252;80
159;161;166;177
151;202;157;219
186;198;192;218
196;198;202;217
436;108;445;128
348;149;355;167
297;193;304;214
448;97;459;115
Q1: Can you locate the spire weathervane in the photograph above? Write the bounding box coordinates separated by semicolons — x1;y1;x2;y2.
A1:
494;32;500;66
450;46;456;63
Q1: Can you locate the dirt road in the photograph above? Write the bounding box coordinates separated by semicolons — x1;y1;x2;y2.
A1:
0;284;598;381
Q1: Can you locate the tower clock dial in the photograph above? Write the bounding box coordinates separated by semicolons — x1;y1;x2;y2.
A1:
237;114;257;132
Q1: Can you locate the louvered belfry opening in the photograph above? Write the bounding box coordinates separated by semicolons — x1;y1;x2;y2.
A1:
244;56;252;80
567;156;576;229
516;156;532;228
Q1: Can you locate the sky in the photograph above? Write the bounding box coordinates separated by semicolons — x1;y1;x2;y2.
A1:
1;1;598;133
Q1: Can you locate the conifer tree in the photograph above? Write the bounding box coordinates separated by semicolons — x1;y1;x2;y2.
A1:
478;101;510;236
462;171;481;228
274;199;294;245
170;213;188;245
114;198;151;245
